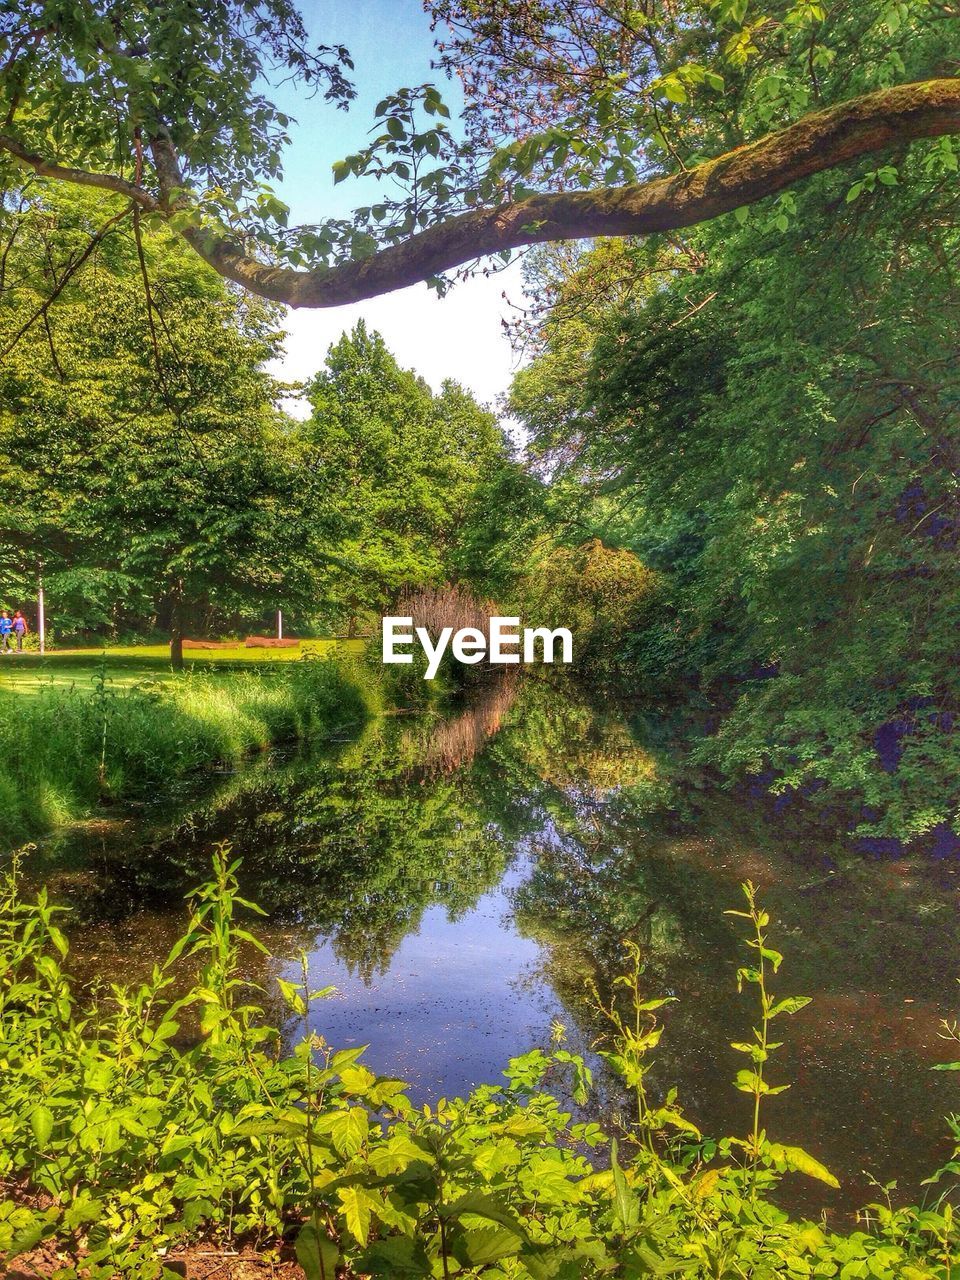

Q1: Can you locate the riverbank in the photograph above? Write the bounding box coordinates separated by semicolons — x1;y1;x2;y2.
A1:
0;652;375;842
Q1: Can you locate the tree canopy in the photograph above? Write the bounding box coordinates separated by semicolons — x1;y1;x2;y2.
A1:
303;321;512;631
0;184;513;651
1;2;958;306
0;184;310;653
508;114;960;841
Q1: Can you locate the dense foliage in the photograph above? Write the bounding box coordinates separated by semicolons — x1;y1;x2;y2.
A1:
3;850;959;1279
508;36;960;841
304;325;510;632
1;1;959;1269
0;183;516;649
0;185;315;653
2;0;956;308
520;539;658;681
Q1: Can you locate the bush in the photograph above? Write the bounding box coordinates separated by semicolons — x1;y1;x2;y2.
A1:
0;851;957;1278
520;540;659;681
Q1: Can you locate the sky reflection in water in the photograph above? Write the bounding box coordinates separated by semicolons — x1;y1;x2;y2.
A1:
30;676;960;1217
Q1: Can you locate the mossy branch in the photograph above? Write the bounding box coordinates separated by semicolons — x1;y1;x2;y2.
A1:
2;78;959;308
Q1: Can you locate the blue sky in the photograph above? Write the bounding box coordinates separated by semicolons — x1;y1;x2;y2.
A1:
265;1;525;416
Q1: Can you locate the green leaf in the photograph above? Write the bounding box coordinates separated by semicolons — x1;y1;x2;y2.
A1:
767;1142;840;1188
360;1235;431;1276
337;1185;375;1246
610;1139;639;1232
340;1064;376;1095
30;1107;54;1148
332;1106;368;1157
452;1224;525;1266
295;1222;340;1280
445;1190;528;1236
769;995;812;1018
277;977;307;1016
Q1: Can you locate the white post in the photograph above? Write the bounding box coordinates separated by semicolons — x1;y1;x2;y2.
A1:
37;575;45;655
277;609;283;641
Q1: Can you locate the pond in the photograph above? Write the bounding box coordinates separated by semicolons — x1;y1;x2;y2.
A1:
19;674;960;1219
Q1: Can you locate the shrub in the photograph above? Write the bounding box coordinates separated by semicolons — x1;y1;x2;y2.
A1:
521;540;658;681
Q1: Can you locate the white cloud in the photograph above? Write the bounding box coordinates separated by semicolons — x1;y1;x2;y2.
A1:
271;260;527;419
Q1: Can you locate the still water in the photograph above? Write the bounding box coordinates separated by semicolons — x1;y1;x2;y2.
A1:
20;675;960;1217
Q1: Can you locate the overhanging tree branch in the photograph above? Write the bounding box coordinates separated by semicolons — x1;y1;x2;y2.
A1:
2;78;959;309
0;132;159;209
0;202;132;360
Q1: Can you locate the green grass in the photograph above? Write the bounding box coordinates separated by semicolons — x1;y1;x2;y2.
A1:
0;641;366;699
0;650;376;842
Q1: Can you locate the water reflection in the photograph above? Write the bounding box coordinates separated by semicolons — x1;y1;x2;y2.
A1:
19;675;960;1216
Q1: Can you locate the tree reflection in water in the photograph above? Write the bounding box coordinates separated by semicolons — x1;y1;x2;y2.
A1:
20;674;960;1212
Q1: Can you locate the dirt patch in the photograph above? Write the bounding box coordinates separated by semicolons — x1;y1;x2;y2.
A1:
8;1242;306;1279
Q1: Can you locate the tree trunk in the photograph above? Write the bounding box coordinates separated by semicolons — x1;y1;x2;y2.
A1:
170;581;184;672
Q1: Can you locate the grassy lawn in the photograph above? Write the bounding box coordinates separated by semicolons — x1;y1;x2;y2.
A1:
0;640;367;698
0;651;375;840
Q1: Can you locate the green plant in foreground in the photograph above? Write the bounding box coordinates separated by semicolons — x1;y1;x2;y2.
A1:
590;940;700;1157
0;850;958;1278
725;879;838;1200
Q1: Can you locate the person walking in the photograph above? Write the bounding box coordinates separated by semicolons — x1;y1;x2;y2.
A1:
0;612;12;654
11;610;27;652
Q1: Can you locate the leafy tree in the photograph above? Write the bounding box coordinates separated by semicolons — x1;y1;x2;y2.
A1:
509;138;960;839
449;458;547;601
521;538;658;681
0;2;957;304
0;185;523;652
0;184;334;661
303;322;511;629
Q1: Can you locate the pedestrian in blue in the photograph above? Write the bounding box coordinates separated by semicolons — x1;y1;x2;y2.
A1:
0;612;12;654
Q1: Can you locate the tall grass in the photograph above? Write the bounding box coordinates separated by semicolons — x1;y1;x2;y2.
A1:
397;582;498;636
377;584;502;697
0;659;374;842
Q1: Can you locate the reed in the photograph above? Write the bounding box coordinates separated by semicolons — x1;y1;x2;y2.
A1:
396;583;498;638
